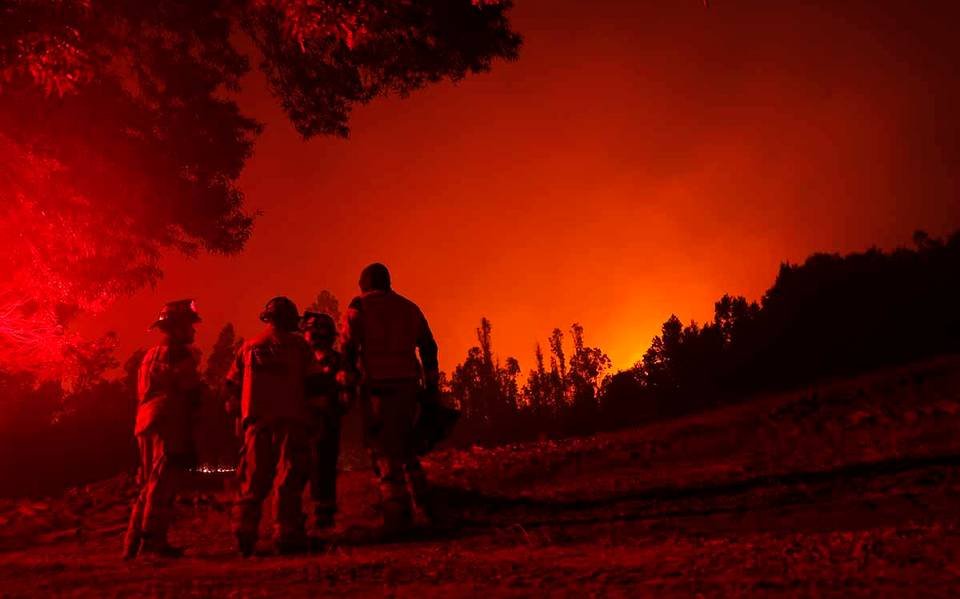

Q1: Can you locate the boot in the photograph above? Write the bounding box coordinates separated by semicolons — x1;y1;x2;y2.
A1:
122;528;142;560
236;531;257;558
407;464;435;522
276;533;309;556
379;464;413;537
139;535;185;558
415;490;448;528
381;501;414;538
313;508;336;531
123;501;144;560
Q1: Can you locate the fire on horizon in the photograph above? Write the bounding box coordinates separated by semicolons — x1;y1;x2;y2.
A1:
8;0;960;374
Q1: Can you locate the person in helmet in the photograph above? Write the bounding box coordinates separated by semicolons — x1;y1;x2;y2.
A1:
226;296;314;556
340;263;440;535
123;299;203;559
300;311;351;531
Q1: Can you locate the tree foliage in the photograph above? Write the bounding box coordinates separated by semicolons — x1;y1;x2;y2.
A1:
603;230;960;424
204;323;243;386
449;318;517;426
305;289;342;324
449;231;960;444
248;0;522;137
0;0;520;373
448;318;610;443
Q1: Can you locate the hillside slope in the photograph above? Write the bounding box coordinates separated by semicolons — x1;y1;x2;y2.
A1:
2;356;960;596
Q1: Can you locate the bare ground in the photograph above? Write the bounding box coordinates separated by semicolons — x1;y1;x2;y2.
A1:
2;356;960;597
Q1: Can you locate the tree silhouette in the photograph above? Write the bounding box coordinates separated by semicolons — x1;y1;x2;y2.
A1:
448;317;525;440
204;323;243;387
305;290;342;324
61;333;120;394
567;322;611;430
435;230;960;444
522;343;552;419
123;348;148;395
548;328;568;410
499;356;522;417
605;230;960;425
0;0;520;373
198;323;244;466
640;315;683;396
449;346;484;421
446;320;612;442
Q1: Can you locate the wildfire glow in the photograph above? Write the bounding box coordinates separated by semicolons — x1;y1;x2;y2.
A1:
0;133;158;375
193;466;237;475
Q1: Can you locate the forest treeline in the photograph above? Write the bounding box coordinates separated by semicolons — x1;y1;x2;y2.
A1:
449;230;960;442
1;230;958;495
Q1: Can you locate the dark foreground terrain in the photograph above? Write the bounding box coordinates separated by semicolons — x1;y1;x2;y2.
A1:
2;356;960;597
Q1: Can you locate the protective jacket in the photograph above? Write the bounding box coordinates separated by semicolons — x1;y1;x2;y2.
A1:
125;341;201;556
306;349;345;413
342;290;438;383
135;343;202;447
227;327;314;425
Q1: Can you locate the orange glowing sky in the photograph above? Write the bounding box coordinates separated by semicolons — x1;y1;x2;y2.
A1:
80;0;960;372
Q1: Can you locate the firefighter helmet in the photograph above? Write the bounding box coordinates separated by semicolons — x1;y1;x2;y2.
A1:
259;296;300;330
150;299;201;330
300;311;337;335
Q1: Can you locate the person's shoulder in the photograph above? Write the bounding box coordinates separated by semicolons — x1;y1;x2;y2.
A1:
244;328;273;349
163;344;198;366
391;291;423;314
271;329;309;351
291;332;311;349
348;295;364;311
290;333;314;361
142;345;164;364
232;336;259;360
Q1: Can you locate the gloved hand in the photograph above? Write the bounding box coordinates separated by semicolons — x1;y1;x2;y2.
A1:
338;390;355;415
224;397;239;417
422;370;441;405
336;369;357;387
187;386;204;410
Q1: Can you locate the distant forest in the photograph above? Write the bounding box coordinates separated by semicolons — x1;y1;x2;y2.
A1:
1;230;957;495
444;229;960;443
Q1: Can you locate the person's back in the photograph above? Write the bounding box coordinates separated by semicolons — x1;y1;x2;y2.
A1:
341;263;439;534
349;289;433;382
136;343;202;444
231;326;312;425
301;311;349;530
124;299;203;560
226;296;314;556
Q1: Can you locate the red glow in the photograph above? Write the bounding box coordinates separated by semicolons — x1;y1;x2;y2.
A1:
0;134;149;374
9;1;960;377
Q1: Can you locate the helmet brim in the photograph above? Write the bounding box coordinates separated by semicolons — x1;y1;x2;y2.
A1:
150;314;201;330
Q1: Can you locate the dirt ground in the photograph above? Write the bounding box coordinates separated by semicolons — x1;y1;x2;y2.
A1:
2;356;960;597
